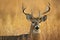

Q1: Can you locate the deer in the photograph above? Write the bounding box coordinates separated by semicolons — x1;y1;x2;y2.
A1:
0;3;50;40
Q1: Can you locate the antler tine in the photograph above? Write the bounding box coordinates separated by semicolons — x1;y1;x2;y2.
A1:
39;11;42;18
39;11;40;18
42;3;50;14
31;9;33;16
22;5;27;15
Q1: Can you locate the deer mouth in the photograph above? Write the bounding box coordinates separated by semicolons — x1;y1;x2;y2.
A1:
33;29;41;33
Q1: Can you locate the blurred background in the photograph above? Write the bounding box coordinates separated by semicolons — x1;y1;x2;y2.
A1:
0;0;60;40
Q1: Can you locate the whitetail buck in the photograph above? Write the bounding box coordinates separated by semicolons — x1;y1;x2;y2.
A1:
0;3;50;40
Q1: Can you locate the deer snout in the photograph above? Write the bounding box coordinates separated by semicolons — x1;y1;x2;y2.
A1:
35;25;39;30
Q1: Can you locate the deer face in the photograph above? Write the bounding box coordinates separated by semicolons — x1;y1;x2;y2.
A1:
30;15;47;31
22;3;50;33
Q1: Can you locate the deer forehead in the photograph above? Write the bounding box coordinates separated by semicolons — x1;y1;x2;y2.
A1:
31;18;39;22
32;13;40;18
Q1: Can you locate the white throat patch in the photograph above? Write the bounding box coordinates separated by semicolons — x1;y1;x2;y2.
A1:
33;29;41;33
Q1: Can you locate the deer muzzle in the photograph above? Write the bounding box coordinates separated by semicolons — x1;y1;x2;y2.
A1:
35;25;39;30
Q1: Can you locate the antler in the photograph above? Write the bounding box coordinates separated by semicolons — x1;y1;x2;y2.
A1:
42;3;50;15
38;3;50;22
22;6;27;15
38;3;50;17
22;5;33;15
22;5;33;20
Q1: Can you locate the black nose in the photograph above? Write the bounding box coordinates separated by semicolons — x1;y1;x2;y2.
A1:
35;26;39;30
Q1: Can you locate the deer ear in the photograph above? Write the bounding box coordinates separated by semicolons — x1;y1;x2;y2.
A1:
26;14;32;20
41;15;47;21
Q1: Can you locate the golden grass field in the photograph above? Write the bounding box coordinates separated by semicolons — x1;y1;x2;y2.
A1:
0;0;60;40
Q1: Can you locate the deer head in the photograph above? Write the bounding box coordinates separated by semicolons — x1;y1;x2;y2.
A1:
22;3;50;33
